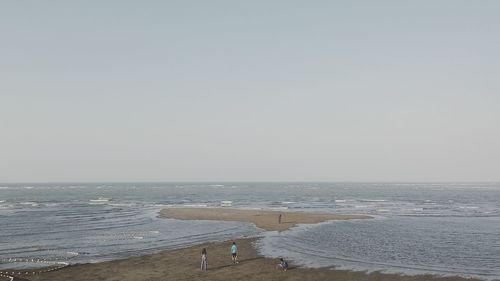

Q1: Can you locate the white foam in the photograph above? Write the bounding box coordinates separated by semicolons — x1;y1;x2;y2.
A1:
19;202;39;207
89;198;111;203
44;203;58;207
182;204;208;207
269;207;288;210
109;203;136;207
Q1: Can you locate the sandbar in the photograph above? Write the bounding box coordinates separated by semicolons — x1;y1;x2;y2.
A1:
160;207;371;231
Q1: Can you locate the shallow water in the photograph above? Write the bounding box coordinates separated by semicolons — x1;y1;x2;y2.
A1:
1;182;499;280
257;216;500;280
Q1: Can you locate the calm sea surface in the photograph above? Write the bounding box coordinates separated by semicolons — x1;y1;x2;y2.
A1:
1;183;499;280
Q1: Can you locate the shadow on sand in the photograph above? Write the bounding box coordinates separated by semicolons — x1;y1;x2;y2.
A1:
209;257;265;270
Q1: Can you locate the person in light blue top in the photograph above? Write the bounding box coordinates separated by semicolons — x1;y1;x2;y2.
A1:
231;242;238;264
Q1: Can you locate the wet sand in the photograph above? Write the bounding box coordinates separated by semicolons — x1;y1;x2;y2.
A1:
23;238;477;281
7;208;479;281
160;207;371;231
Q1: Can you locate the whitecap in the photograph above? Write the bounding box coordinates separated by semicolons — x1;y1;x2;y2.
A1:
89;198;110;203
182;204;208;207
19;202;39;207
109;203;136;207
44;203;58;207
269;207;288;210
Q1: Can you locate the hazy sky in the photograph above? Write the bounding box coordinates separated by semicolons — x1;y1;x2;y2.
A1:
1;1;499;182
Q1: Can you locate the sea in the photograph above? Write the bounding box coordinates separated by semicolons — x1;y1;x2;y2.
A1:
0;182;499;280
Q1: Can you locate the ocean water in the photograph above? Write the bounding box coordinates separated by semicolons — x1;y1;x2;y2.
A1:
0;182;499;280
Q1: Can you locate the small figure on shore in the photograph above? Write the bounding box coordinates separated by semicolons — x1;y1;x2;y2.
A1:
201;248;208;270
231;242;238;264
277;258;288;271
278;213;282;224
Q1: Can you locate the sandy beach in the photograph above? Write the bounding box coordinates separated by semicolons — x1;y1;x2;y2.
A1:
4;208;480;281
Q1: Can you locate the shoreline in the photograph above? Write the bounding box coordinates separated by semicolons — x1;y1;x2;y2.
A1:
4;208;483;281
19;238;480;281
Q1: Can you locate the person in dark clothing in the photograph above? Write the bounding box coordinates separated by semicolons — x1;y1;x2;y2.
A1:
201;248;208;270
277;258;288;271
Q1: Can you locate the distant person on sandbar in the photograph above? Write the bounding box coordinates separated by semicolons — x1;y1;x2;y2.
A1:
277;258;288;271
231;242;238;264
200;248;208;270
278;213;282;224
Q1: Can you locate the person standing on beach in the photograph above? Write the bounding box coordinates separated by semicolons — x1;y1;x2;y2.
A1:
231;242;238;264
201;248;208;270
278;213;282;224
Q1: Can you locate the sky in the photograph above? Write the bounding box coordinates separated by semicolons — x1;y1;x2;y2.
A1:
1;1;499;182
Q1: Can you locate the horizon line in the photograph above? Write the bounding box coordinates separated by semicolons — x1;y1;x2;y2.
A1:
1;180;499;185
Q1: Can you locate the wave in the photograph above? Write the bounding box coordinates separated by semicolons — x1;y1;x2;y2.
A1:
19;202;39;207
89;198;111;203
179;204;208;208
